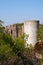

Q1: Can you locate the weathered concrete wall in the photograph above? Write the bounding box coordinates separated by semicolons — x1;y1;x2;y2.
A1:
24;20;39;46
5;23;24;39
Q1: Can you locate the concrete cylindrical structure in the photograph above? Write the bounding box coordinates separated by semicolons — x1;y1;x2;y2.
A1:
24;20;39;46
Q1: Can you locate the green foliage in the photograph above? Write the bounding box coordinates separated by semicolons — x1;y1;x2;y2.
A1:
28;44;34;49
13;37;26;56
0;20;5;33
0;20;15;61
40;60;43;65
3;33;14;47
0;20;4;27
38;24;43;43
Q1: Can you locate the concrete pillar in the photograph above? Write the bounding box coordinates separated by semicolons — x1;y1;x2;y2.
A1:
24;20;39;46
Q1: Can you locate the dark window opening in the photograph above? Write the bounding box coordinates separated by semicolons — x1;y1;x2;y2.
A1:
11;29;13;34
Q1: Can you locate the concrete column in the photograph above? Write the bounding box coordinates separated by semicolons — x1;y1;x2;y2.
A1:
24;20;39;46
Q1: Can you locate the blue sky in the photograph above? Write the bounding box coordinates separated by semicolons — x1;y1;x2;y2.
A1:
0;0;43;26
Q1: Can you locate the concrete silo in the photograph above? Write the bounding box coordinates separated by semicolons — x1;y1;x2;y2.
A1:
24;20;39;46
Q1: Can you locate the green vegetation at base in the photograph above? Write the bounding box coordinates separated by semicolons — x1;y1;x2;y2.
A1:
38;24;43;43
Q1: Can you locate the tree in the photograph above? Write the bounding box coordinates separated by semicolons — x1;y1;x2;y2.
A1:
38;24;43;43
13;37;26;55
0;20;4;33
0;20;3;27
0;20;15;65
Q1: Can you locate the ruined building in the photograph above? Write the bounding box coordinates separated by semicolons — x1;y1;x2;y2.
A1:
5;23;24;38
5;20;39;46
